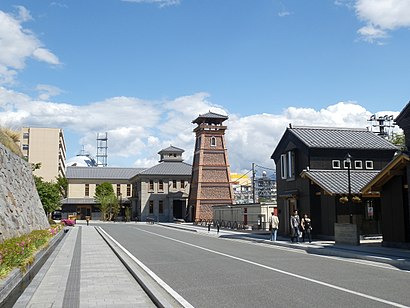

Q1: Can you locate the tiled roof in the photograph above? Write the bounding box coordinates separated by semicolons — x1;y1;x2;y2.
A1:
158;145;184;153
139;161;192;176
290;127;398;150
198;111;228;119
192;111;228;124
61;198;97;204
301;169;380;195
61;197;131;204
66;166;144;180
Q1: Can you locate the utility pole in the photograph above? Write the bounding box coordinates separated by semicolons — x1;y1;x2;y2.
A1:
252;163;256;203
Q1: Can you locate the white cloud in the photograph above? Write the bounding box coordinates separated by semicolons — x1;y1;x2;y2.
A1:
50;2;69;9
0;87;401;172
357;25;388;43
121;0;180;8
352;0;410;43
0;7;60;85
278;11;291;17
14;5;33;22
226;102;387;172
32;48;60;65
36;84;64;100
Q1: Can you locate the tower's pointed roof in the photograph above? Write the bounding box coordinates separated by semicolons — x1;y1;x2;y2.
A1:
192;111;228;125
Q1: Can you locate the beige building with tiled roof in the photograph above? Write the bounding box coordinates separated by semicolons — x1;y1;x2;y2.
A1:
61;146;191;222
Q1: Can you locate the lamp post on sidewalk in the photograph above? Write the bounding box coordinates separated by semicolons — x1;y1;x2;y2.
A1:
345;153;353;224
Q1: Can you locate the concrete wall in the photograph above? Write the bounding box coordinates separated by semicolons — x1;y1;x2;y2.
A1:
213;204;276;230
0;144;49;242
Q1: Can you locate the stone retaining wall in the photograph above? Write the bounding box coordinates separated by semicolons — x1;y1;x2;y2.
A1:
0;143;49;242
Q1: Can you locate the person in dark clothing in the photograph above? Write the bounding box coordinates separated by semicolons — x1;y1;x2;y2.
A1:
301;213;312;243
290;210;300;243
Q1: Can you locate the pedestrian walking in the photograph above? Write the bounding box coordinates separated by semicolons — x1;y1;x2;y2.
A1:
290;210;300;243
301;213;312;243
269;211;279;241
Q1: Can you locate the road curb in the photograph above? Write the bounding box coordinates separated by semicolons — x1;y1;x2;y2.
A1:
158;223;198;233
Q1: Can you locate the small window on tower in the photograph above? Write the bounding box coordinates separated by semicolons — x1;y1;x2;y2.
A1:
211;136;216;147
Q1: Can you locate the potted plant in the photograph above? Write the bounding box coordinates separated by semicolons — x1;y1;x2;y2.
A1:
352;195;362;203
339;196;349;204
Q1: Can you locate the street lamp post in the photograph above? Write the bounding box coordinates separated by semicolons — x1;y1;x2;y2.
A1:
345;153;353;224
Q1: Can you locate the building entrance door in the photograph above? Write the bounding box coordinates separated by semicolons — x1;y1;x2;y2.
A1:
285;198;297;235
77;206;91;220
172;200;184;219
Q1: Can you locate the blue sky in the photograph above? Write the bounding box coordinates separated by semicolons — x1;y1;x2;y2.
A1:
0;0;409;174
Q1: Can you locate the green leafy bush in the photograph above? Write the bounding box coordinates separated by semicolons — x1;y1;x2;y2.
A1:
0;224;63;279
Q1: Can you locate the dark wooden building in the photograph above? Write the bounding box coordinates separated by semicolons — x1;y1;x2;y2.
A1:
363;102;410;248
271;126;397;238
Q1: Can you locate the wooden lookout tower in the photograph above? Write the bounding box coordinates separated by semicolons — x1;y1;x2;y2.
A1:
188;111;234;222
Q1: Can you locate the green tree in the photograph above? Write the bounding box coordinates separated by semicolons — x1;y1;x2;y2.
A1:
56;175;68;198
94;182;119;221
390;132;405;150
109;194;120;221
34;176;61;215
31;162;42;171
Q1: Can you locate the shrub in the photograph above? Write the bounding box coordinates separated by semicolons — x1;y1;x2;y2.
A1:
0;128;22;157
61;219;75;226
0;225;63;279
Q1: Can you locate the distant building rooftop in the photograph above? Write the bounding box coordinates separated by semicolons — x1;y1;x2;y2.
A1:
66;166;144;180
289;126;398;150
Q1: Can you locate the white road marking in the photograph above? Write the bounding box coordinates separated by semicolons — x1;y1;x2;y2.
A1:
237;238;410;272
97;227;194;308
174;225;410;272
138;227;410;308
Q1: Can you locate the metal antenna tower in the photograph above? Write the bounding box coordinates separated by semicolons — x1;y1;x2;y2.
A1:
96;132;108;167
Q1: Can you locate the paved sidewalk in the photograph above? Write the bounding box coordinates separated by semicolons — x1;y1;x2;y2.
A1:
14;225;155;308
159;222;410;271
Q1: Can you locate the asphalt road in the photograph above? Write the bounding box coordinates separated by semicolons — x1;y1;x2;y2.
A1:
99;223;410;308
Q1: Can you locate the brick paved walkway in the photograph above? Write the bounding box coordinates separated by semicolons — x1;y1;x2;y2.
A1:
14;226;155;308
